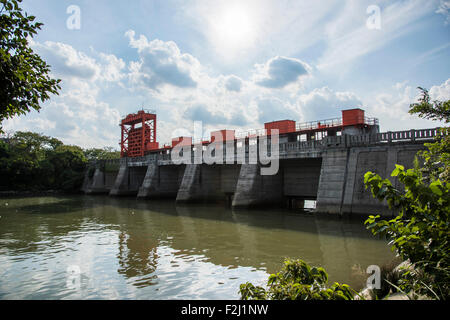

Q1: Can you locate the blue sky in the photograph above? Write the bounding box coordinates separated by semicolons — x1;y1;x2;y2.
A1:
3;0;450;148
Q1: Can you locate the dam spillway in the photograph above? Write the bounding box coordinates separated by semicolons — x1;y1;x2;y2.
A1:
82;127;438;217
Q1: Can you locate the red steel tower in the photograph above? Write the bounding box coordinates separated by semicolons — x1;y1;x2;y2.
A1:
120;110;159;158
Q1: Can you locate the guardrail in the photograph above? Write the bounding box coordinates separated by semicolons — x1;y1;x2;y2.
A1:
296;117;342;131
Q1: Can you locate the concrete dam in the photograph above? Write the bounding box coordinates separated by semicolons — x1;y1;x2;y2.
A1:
82;109;438;216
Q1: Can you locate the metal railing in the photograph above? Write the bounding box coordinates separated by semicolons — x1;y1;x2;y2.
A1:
296;117;343;131
235;128;267;139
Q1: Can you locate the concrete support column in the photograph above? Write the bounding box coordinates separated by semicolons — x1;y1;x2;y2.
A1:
232;164;283;208
109;164;130;196
315;149;349;214
137;163;158;198
86;167;109;194
341;149;359;214
176;164;202;203
81;168;92;193
139;164;185;199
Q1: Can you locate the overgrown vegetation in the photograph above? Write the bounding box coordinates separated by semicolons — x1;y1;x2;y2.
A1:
0;131;120;192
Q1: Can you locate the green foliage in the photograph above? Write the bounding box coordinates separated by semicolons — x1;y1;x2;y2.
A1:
409;87;450;123
417;128;449;182
47;145;87;191
409;88;449;182
84;147;120;161
364;166;449;299
363;86;450;300
239;259;355;300
0;0;61;131
0;131;87;191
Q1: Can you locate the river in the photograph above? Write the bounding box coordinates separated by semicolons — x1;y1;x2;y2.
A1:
0;195;395;299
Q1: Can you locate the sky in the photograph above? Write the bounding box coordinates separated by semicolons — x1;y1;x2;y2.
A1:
3;0;450;149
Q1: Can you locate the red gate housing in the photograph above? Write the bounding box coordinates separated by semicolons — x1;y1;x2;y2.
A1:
120;110;158;158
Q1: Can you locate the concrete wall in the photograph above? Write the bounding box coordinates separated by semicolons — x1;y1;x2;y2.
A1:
138;164;185;199
316;149;349;214
317;144;425;216
83;139;426;216
85;168;119;194
110;165;147;196
177;164;241;204
232;164;284;208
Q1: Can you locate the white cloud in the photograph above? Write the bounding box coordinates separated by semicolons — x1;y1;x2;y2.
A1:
297;87;363;121
254;97;300;124
30;40;126;84
98;53;127;82
364;79;449;131
3;40;124;148
429;78;450;100
436;0;450;24
126;30;199;91
253;56;311;89
32;40;99;80
223;75;243;92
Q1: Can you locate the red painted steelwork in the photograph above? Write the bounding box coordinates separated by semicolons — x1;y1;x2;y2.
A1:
172;136;192;147
119;108;379;156
120;110;158;158
342;108;365;127
265;120;296;135
211;130;235;142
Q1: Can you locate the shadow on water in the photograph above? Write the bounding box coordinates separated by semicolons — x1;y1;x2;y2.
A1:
8;195;375;240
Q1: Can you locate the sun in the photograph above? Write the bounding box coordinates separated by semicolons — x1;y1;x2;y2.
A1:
211;3;257;56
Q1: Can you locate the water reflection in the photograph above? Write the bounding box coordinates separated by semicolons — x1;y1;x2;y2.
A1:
117;230;158;287
0;196;395;299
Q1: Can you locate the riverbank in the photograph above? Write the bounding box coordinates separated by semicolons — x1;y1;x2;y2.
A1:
0;190;83;198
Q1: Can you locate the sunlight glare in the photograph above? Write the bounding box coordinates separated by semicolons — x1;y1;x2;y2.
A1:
213;4;256;55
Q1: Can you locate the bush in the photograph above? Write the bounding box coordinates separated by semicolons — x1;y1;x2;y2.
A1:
364;165;449;299
239;259;355;300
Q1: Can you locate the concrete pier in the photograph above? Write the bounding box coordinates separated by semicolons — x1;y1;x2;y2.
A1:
138;163;185;199
232;164;284;208
110;164;147;196
177;164;241;204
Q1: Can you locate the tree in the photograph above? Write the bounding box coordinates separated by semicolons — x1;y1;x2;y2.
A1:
409;87;450;182
364;166;449;299
0;0;60;131
409;87;450;123
84;147;121;161
9;130;63;160
239;259;355;300
48;145;87;191
0;131;87;191
364;87;449;300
